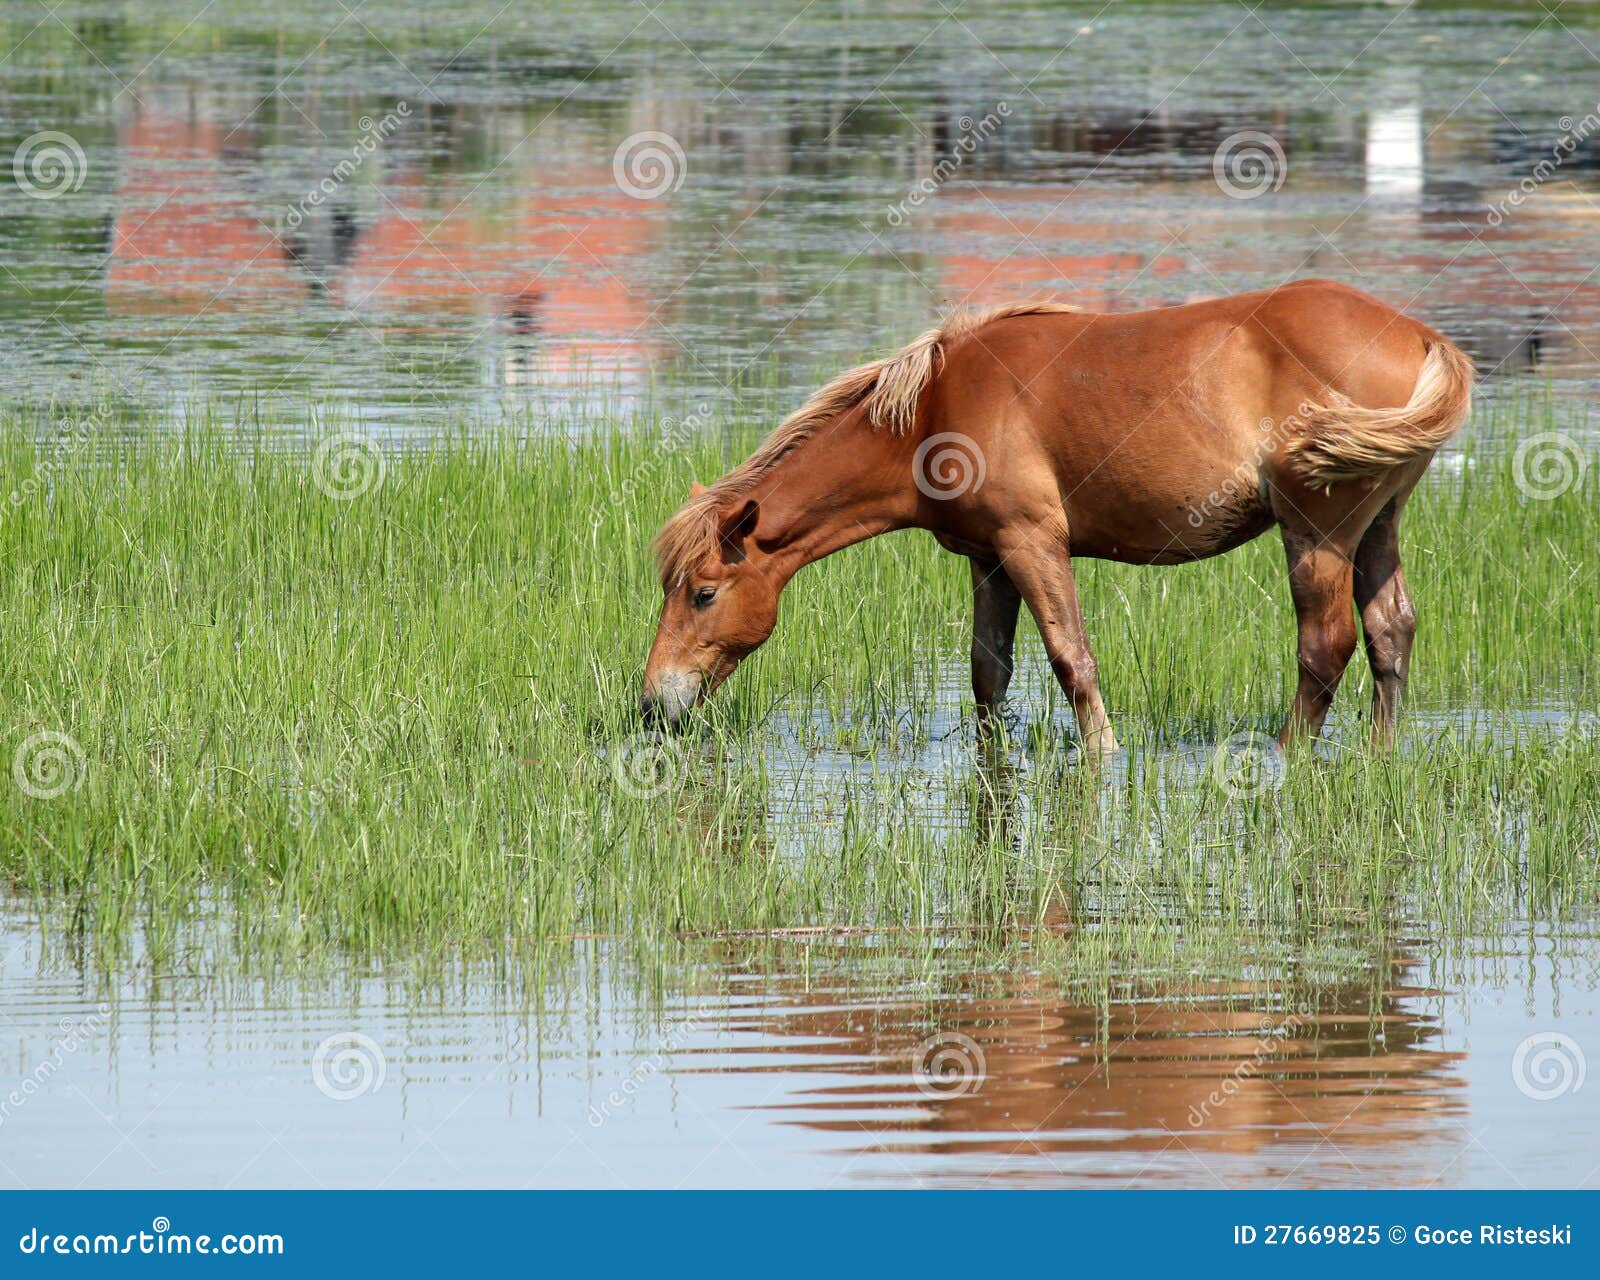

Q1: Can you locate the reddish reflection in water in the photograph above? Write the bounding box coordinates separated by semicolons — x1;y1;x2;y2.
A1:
106;108;662;388
936;190;1193;312
91;96;1600;413
109;113;302;308
683;943;1466;1186
933;179;1600;377
325;164;663;387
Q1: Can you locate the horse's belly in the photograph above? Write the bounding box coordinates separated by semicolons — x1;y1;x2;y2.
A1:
1062;458;1275;564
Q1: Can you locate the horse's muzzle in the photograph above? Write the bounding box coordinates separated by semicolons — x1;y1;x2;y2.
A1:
640;670;702;725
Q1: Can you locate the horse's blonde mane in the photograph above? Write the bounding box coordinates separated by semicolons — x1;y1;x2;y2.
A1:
653;300;1081;586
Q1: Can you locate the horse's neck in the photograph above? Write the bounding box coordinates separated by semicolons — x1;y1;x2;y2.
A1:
753;416;918;584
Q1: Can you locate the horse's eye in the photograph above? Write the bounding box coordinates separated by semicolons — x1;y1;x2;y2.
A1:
692;586;718;609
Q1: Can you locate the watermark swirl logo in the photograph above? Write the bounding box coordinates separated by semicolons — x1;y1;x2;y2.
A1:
1208;731;1285;798
12;131;88;200
312;432;385;500
311;1032;387;1100
151;1217;171;1234
609;732;686;799
12;730;86;799
913;432;986;500
911;1031;986;1098
1512;432;1585;501
1212;130;1287;200
613;131;686;200
1511;1031;1585;1101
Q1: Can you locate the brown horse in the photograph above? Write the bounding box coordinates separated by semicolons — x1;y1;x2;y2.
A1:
643;279;1473;754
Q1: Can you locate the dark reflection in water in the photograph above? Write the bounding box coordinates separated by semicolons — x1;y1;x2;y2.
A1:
3;2;1600;427
693;947;1466;1186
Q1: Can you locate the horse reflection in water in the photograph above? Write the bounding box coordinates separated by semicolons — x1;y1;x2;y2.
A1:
695;944;1466;1186
668;746;1467;1188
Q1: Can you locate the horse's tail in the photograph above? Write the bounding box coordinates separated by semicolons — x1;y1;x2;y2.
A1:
1286;339;1474;485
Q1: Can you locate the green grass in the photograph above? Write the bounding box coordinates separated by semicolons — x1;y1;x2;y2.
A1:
0;398;1596;994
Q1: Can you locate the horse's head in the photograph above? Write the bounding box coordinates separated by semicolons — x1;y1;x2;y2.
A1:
642;487;780;725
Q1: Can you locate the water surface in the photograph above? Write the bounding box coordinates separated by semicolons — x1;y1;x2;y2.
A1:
2;910;1596;1189
3;0;1599;429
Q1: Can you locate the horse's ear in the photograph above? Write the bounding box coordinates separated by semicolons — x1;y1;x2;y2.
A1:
689;481;706;497
717;498;760;562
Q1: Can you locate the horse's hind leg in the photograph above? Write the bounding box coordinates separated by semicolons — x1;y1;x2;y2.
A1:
970;558;1022;735
1278;527;1358;748
1353;497;1417;745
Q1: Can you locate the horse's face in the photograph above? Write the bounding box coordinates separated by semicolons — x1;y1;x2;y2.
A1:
642;498;778;725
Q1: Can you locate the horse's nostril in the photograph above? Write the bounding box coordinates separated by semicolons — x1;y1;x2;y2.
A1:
641;671;701;724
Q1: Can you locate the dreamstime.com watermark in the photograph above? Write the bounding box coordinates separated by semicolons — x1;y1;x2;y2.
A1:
608;731;688;799
1486;102;1600;226
913;432;986;500
1186;409;1309;529
12;730;87;800
0;1005;111;1128
11;130;87;199
1512;432;1587;501
1212;130;1287;200
911;1031;986;1098
311;1032;387;1100
4;410;101;521
17;1218;283;1258
285;103;410;229
1511;1031;1585;1101
590;402;712;529
1208;730;1286;799
886;103;1011;226
1187;1003;1315;1128
612;130;687;200
311;432;385;500
588;1006;712;1125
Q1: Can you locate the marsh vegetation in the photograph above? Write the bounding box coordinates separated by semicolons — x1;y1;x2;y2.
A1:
3;397;1593;1003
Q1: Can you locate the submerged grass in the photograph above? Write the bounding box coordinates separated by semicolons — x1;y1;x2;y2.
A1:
0;398;1596;992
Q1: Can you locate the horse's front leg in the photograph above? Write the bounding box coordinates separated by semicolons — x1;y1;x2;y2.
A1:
969;557;1022;737
996;527;1119;758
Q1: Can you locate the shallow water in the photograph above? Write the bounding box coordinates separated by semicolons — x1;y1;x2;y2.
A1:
3;691;1597;1189
2;910;1596;1189
3;1;1599;430
720;651;1600;848
3;0;1599;1189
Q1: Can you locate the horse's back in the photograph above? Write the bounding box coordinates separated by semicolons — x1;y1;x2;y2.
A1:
929;281;1450;563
